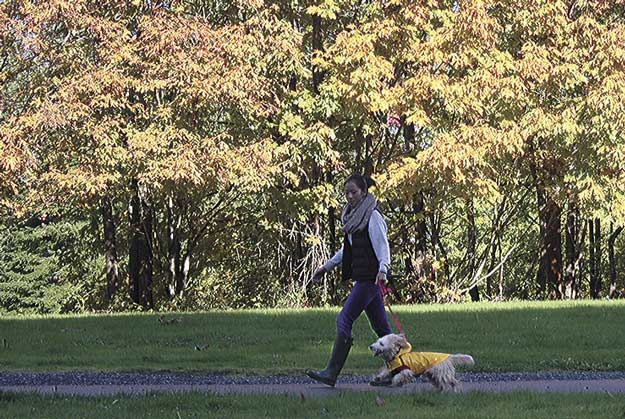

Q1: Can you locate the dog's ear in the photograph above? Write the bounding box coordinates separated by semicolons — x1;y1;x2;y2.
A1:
397;334;409;349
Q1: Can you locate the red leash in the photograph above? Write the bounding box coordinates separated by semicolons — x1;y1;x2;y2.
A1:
378;281;405;336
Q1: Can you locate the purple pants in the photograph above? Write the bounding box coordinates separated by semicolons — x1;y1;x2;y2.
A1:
337;281;392;339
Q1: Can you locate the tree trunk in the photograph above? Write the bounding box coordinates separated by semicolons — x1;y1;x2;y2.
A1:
536;185;547;298
414;191;428;279
311;14;323;94
534;176;548;297
563;201;580;299
414;193;427;256
543;196;563;299
608;224;623;298
166;195;184;298
327;172;336;255
180;251;191;296
595;218;602;297
364;133;374;176
466;198;479;301
430;212;444;284
128;179;154;309
487;237;496;297
528;137;565;299
101;195;120;304
405;123;427;258
404;123;429;284
497;237;504;299
589;218;596;297
589;218;602;299
403;124;432;288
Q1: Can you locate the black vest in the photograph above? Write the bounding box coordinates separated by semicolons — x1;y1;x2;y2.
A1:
341;216;380;282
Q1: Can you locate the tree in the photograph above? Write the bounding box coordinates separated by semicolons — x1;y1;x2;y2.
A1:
2;0;304;309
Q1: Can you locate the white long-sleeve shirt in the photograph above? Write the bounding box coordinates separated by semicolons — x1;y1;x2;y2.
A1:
322;210;391;275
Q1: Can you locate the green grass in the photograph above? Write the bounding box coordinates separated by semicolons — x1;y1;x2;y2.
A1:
1;300;625;373
1;391;624;418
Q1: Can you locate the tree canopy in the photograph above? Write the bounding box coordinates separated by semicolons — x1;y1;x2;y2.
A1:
2;0;625;313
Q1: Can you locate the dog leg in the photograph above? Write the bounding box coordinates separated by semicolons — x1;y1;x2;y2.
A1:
391;370;414;387
426;365;450;392
450;377;461;393
432;378;443;392
423;371;438;390
369;367;393;386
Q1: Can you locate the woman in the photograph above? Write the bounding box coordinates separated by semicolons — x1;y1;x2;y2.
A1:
306;174;392;387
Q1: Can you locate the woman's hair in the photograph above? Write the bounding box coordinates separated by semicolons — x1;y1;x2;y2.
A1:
345;174;376;192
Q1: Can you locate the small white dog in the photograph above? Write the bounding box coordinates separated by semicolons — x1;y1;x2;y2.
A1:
369;333;474;391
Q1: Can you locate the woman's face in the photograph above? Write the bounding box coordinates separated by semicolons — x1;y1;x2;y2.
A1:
344;181;366;209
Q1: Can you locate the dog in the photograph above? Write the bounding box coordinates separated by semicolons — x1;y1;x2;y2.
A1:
369;333;474;391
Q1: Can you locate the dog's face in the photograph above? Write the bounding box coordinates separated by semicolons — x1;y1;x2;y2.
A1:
369;333;409;362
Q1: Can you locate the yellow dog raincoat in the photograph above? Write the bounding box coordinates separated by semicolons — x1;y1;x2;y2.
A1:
386;343;450;375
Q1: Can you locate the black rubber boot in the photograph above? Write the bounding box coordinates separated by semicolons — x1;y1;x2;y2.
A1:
306;335;353;387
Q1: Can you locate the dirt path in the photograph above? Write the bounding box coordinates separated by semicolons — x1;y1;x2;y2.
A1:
2;378;624;397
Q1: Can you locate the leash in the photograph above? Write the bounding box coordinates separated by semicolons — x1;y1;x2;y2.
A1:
378;281;405;336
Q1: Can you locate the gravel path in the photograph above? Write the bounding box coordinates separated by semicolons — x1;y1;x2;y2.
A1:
1;371;625;396
2;371;625;386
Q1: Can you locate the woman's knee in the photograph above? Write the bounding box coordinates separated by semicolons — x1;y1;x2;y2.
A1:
368;312;392;337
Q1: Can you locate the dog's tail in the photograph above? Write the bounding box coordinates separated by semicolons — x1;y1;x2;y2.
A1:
449;354;474;367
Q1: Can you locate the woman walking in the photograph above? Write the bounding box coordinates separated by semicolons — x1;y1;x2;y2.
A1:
306;174;392;387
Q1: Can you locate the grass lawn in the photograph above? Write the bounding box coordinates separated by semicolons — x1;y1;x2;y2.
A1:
1;391;624;418
1;300;624;374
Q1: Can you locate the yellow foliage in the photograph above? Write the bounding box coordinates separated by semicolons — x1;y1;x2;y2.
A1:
3;0;625;223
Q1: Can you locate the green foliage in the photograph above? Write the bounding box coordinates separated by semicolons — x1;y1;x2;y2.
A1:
0;221;102;314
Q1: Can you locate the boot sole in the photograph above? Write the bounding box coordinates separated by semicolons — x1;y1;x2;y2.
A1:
305;371;336;387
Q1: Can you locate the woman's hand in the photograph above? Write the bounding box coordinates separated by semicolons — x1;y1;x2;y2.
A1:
312;266;327;283
376;271;387;286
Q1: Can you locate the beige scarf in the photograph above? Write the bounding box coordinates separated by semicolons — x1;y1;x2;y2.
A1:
341;193;378;234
